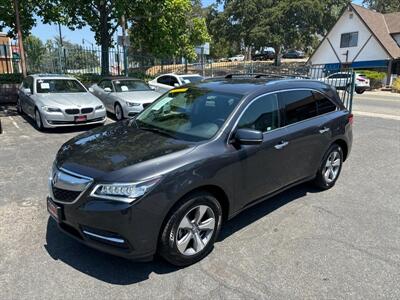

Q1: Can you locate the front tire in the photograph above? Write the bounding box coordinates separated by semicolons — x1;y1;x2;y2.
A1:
17;98;23;114
355;88;365;94
313;144;343;190
114;103;123;121
158;192;222;267
34;108;44;131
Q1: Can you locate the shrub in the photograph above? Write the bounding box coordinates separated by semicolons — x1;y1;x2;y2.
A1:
393;78;400;92
358;70;386;89
0;73;23;84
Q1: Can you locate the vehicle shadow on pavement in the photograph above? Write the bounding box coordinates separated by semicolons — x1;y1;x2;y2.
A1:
44;183;321;284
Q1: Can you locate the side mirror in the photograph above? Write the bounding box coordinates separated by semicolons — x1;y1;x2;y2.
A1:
174;83;180;88
104;87;112;92
88;87;94;93
23;88;32;95
150;86;156;91
235;128;263;145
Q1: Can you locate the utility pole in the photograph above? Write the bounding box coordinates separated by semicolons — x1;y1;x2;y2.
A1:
120;15;128;77
13;0;27;77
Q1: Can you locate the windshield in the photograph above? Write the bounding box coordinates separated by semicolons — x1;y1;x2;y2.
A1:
113;80;151;92
36;79;86;93
136;87;242;142
181;76;203;84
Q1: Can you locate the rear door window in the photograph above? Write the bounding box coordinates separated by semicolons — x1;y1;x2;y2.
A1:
157;76;170;85
279;90;317;125
313;92;337;115
238;93;280;132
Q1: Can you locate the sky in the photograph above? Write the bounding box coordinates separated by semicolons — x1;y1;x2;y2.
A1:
29;0;363;46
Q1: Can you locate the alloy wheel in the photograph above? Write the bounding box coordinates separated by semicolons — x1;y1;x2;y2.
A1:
35;110;42;128
176;205;216;256
323;151;341;183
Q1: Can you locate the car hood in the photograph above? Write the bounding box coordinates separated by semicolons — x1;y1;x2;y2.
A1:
56;120;197;181
37;92;102;107
113;91;161;103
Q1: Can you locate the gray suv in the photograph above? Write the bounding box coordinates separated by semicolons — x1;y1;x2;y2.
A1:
18;74;106;130
47;74;353;266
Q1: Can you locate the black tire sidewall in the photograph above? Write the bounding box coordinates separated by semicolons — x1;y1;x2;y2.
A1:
159;192;222;267
315;144;343;189
34;108;43;130
115;103;123;120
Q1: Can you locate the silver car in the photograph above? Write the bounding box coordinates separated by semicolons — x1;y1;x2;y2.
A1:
17;74;106;130
90;77;162;120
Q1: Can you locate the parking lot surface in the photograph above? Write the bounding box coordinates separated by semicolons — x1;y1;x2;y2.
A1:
1;93;400;299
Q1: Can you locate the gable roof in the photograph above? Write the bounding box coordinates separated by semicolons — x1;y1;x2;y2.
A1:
351;3;400;59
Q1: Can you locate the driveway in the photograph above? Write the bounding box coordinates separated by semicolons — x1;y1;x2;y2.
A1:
0;93;399;299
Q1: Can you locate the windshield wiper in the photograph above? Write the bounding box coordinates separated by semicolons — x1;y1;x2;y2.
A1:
138;125;175;138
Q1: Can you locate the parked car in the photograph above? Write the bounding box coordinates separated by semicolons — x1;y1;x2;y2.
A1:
252;50;275;61
282;50;306;59
228;54;245;62
322;72;370;94
47;75;353;266
17;74;106;130
90;77;161;120
148;73;203;94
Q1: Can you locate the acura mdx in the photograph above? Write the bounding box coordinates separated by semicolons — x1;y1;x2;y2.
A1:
47;75;353;266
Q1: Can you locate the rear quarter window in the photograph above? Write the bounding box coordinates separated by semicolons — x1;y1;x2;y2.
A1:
313;92;337;115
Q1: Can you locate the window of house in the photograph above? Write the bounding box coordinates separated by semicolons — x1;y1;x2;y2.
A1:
340;32;358;48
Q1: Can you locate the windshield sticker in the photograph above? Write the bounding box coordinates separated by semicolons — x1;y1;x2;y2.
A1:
115;81;120;84
121;85;129;92
170;88;188;94
40;83;50;89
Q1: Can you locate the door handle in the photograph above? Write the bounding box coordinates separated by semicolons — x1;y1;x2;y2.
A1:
319;127;330;134
274;141;289;150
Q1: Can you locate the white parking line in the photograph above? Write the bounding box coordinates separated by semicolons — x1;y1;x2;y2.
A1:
8;116;21;129
353;111;400;121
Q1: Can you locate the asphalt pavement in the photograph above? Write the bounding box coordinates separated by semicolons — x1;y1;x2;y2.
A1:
0;92;399;299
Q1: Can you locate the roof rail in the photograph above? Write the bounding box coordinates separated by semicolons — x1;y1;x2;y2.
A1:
224;73;309;79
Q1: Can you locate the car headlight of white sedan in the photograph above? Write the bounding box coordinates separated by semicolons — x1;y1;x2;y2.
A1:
42;106;62;113
126;101;141;107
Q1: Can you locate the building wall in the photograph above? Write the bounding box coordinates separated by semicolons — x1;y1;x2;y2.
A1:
0;34;14;74
310;8;390;65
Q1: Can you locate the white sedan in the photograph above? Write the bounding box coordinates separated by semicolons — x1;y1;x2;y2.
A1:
228;54;245;62
148;74;204;94
322;72;370;94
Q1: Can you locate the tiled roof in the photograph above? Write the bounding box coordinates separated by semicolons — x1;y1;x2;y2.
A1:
351;3;400;58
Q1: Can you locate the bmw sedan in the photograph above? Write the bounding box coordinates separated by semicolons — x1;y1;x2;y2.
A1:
90;77;161;120
18;74;106;130
47;75;352;266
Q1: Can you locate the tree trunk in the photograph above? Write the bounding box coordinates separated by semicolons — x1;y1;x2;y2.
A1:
274;46;281;67
100;3;110;75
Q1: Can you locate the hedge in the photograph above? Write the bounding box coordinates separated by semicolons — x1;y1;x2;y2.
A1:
393;78;400;92
0;74;23;84
358;70;386;89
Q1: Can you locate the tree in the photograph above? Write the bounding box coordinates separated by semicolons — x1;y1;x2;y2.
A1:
38;0;127;75
128;0;210;61
24;35;46;73
0;0;37;37
362;0;400;13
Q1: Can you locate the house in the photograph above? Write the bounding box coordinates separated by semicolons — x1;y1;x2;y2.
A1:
308;3;400;85
0;33;14;74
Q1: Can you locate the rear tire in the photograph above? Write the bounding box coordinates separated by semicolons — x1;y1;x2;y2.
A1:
17;98;23;114
313;144;343;190
355;89;365;94
158;192;222;267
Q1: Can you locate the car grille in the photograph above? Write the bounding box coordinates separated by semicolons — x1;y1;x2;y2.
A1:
81;107;93;114
65;109;80;115
52;187;81;203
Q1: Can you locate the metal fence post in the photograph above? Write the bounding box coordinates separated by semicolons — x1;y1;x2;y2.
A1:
349;70;355;112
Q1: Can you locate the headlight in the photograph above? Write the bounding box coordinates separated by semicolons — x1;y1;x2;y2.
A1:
95;105;104;110
126;101;141;107
42;106;61;113
90;177;161;203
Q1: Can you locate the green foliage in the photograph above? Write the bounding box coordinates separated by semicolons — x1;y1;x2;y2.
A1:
359;70;386;89
129;0;210;60
0;0;38;37
0;73;23;84
24;35;46;71
362;0;400;13
393;78;400;92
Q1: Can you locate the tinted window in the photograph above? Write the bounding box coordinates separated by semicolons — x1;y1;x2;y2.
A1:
329;73;350;79
280;90;317;125
340;32;358;48
157;76;170;85
169;76;179;86
113;80;150;92
314;92;337;115
238;94;280;132
99;80;113;90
